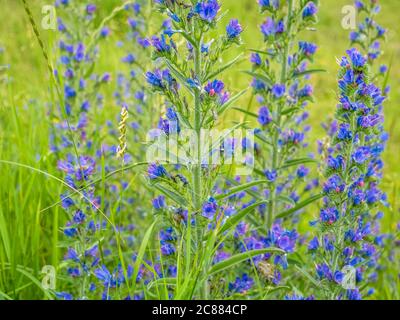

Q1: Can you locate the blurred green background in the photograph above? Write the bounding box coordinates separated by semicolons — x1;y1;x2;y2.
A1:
0;0;398;299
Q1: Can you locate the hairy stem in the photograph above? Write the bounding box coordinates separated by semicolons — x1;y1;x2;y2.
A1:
267;0;294;229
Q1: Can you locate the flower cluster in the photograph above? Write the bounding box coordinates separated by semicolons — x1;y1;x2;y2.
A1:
311;48;387;300
248;0;321;232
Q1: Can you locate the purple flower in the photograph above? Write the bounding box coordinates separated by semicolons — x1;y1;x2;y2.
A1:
264;169;277;182
204;79;224;97
271;84;285;98
146;70;164;88
299;41;318;57
320;207;340;225
308;236;319;250
151;35;171;53
302;2;318;18
346;48;366;68
226;19;243;39
323;174;345;194
195;0;220;23
202;198;218;219
148;163;168;179
258;0;279;10
228;274;254;293
152;195;166;210
258;106;272;126
86;4;96;15
250;53;262;66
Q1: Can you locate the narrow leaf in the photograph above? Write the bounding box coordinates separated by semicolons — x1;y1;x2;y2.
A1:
219;200;269;235
209;248;284;275
275;194;323;219
232;107;258;119
132;218;159;293
215;180;269;201
153;184;188;207
205;54;244;82
279;157;318;170
292;68;326;79
242;70;273;87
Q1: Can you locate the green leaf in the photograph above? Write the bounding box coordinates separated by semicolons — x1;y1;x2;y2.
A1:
218;89;247;114
295;265;320;288
153;184;188;207
279;157;318;170
205;54;244;82
232;107;258;119
277;195;295;206
164;60;194;94
215;180;269;201
147;277;177;290
292;68;326;79
208;248;284;275
132;218;159;293
275;193;323;219
242;70;273;87
205;90;247;125
219;200;268;235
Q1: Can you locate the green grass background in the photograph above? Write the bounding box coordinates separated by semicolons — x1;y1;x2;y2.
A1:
0;0;398;299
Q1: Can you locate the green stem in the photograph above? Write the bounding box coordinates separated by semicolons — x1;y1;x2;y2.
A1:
192;37;203;213
267;0;294;229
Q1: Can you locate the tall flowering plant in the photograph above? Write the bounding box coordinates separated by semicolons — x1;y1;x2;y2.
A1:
309;47;387;300
350;0;399;297
53;1;148;300
143;0;284;299
299;0;394;301
245;0;322;229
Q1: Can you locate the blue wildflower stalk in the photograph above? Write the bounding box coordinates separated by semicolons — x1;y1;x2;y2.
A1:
53;1;128;299
248;0;320;229
348;0;396;296
311;47;387;300
146;0;248;298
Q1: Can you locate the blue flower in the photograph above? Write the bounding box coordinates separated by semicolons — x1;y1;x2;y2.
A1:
64;85;76;99
346;48;366;68
148;163;168;179
146;70;164;88
73;210;86;224
122;53;136;64
228;274;254;293
271;84;285;98
152;195;166;210
202;197;218;219
302;2;318;18
161;242;176;255
308;236;319;250
86;4;96;15
320;207;340;224
204;79;224;97
333;270;344;284
250;53;262;66
264;169;277;182
337;123;353;141
226;19;243;39
347;289;362;300
195;0;220;23
258;106;272;126
323;174;345;194
258;0;279;10
299;41;318;57
151;35;171;53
